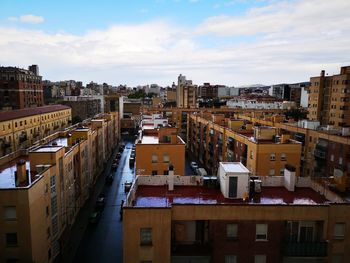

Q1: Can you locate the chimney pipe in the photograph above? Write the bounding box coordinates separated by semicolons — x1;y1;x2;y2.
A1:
15;159;29;187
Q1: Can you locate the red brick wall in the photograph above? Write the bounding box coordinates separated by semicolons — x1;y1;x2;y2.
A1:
210;220;285;263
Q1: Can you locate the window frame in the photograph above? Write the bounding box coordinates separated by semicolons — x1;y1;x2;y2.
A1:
226;223;238;240
256;224;268;241
140;228;152;246
333;223;345;239
6;233;18;246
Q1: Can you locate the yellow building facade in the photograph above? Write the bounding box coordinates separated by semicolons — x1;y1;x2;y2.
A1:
0;111;119;262
188;113;302;177
0;105;72;157
136;115;185;176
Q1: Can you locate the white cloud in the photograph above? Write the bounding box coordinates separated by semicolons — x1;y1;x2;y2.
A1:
20;14;44;24
1;1;350;86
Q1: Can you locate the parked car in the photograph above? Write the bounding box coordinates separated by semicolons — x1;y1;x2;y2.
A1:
112;163;118;170
190;161;198;171
196;167;207;176
129;157;135;166
96;194;106;209
106;174;114;184
124;181;132;193
116;152;122;158
89;211;101;224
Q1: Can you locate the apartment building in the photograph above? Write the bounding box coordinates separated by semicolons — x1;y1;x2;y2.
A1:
135;114;185;176
0;105;72;157
235;112;350;192
123;165;349;263
0;156;57;263
188;113;302;177
308;66;350;127
0;112;119;262
0;66;44;110
177;74;197;108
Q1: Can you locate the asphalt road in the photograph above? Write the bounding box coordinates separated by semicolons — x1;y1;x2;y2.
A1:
70;139;135;263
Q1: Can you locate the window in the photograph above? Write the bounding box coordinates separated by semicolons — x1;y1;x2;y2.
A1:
4;206;16;220
151;154;157;163
280;169;284;176
281;153;286;161
270;153;275;161
52;216;58;237
333;223;345;239
226;224;238;239
269;169;275;176
254;255;266;263
250;150;253;159
6;233;18;246
339;157;343;165
50;175;56;195
152;170;157;176
331;155;334;162
163;170;169;175
46;206;49;217
51;196;57;216
140;228;152;245
163;154;169;163
256;224;268;240
225;255;237;263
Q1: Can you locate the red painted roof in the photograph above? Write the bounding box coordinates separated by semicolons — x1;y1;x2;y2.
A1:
0;105;71;122
134;185;327;207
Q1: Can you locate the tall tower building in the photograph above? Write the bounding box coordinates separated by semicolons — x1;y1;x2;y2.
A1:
176;74;196;108
307;66;350;127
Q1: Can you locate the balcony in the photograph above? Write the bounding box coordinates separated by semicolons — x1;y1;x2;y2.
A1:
19;134;28;143
172;243;212;257
283;242;328;257
313;149;326;159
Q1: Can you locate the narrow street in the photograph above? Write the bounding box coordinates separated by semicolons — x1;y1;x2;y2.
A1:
62;138;135;263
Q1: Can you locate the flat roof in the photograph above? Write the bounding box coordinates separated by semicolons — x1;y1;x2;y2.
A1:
133;185;327;207
0;158;35;189
32;146;63;153
220;162;250;174
141;135;159;144
74;128;90;132
0;105;70;122
48;137;68;147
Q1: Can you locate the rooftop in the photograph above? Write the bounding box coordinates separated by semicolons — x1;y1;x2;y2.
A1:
32;146;63;153
0;158;35;189
141;135;159;144
48;137;68;147
221;162;250;174
0;104;71;122
133;185;328;207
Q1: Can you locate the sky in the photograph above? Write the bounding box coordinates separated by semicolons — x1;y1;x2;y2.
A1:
0;0;350;87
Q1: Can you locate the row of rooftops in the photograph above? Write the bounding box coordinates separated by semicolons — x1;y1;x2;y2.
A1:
0;66;39;76
0;104;71;122
0;114;114;189
191;114;300;145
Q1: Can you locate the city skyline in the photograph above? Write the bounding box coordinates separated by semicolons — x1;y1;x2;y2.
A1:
1;0;350;86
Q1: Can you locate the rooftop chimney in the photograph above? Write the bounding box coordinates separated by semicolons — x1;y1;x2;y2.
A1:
15;159;29;187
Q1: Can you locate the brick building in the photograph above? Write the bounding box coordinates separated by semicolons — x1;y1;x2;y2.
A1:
0;66;44;110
